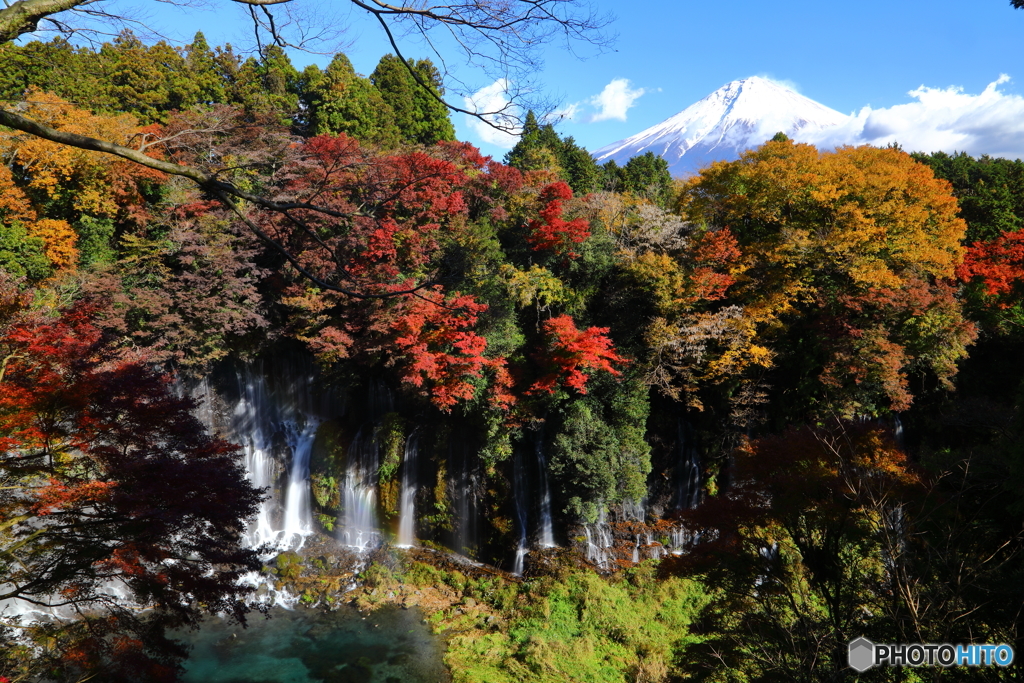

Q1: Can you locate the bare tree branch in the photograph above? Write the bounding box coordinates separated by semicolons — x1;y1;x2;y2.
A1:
0;0;95;42
1;0;612;128
0;0;611;295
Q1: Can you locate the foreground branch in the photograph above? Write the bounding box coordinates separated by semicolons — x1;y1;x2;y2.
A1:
0;0;90;42
0;105;431;298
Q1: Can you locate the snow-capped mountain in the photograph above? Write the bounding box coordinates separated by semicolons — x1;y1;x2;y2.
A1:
593;77;849;177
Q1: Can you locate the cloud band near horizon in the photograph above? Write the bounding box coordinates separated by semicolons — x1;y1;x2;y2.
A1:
802;75;1024;159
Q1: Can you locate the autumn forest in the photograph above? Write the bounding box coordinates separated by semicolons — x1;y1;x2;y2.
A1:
1;29;1024;683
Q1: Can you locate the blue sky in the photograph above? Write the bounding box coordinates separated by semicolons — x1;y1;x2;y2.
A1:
83;0;1024;160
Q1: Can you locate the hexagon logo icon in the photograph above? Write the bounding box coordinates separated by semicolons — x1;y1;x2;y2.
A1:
848;637;875;672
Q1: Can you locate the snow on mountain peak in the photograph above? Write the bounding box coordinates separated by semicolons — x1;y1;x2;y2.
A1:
593;77;849;177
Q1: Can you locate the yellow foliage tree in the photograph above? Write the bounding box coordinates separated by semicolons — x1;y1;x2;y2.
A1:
28;218;78;271
679;141;966;321
677;140;974;417
0;164;34;223
0;89;141;217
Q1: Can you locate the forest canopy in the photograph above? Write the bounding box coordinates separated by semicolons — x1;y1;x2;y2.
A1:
0;24;1023;682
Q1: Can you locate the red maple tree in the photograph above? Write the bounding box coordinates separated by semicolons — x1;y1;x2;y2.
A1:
956;229;1024;304
530;314;627;395
527;182;591;258
0;277;262;682
388;287;492;410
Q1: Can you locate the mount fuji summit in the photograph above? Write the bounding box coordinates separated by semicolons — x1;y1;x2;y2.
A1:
593;77;850;177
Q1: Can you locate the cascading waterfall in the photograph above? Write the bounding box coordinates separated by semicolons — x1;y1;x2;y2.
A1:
535;432;556;548
280;419;320;550
188;359;339;553
189;361;722;572
677;420;701;510
337;380;393;552
584;509;613;568
340;428;380;551
228;362;329;551
225;369;281;548
512;447;530;575
621;499;646;523
645;532;664;560
396;433;419;548
668;527;690;554
893;414;905;449
452;441;480;557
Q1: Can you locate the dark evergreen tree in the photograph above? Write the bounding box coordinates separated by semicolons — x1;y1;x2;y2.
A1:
230;45;301;123
0;39;99;107
504;110;562;172
557;136;601;195
370;54;455;146
912;150;1024;243
618;151;673;207
505;112;602;194
184;32;226;107
306;53;401;147
600;159;621;192
102;31;198;124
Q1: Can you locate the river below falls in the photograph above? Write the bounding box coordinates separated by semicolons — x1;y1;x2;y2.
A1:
178;604;451;683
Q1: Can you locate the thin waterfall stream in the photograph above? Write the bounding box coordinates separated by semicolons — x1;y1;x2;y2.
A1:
396;432;419;548
535;431;556;548
512;446;529;575
340;428;380;552
281;419;320;550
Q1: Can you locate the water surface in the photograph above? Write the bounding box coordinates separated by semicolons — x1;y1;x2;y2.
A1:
180;604;450;683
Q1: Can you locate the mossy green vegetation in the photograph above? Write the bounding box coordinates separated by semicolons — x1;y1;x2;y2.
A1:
445;568;707;683
353;557;708;683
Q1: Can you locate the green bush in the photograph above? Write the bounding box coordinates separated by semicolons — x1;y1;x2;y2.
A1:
445;565;708;683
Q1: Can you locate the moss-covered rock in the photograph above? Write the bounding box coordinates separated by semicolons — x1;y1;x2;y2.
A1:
377;412;405;519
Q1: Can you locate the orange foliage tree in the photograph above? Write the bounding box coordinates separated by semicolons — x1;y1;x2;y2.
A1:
0;89;162;223
678;140;975;418
0;162;78;277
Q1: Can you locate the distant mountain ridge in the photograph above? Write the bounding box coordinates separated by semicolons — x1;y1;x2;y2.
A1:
593;77;849;177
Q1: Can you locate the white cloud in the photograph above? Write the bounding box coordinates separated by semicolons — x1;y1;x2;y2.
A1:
463;79;521;149
800;75;1024;159
589;78;647;122
758;75;801;93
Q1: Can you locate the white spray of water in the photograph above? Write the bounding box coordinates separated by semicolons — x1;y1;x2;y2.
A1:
535;434;556;548
396;433;419;548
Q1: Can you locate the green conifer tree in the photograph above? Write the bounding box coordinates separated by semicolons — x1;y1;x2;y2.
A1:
506;112;601;193
102;31;189;123
370;54;454;146
307;53;401;147
506;111;559;168
184;32;226;107
557;136;601;195
619;152;673;207
230;45;301;123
